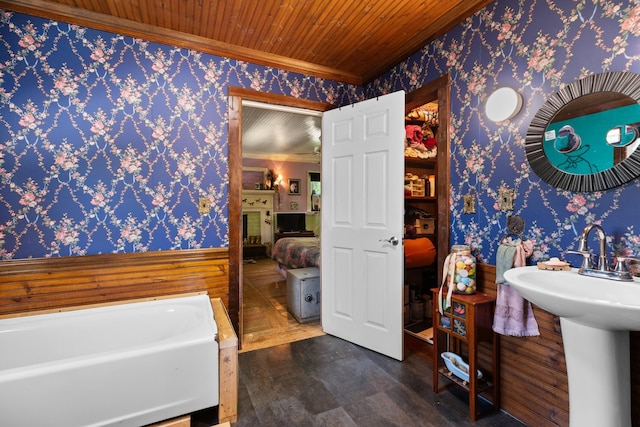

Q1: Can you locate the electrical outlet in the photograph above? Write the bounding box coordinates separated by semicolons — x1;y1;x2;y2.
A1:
498;188;514;211
198;197;211;215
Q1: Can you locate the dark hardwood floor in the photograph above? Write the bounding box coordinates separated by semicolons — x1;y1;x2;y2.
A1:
234;284;523;427
235;334;525;426
235;260;525;426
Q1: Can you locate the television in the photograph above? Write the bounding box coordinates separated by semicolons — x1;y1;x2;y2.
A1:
275;213;306;233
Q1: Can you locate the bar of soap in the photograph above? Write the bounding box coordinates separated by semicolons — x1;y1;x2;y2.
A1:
537;257;571;270
546;257;569;267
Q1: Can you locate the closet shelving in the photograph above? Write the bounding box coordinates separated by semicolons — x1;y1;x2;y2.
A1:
403;103;439;341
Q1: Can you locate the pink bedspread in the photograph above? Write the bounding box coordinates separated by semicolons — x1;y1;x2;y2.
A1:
272;237;320;269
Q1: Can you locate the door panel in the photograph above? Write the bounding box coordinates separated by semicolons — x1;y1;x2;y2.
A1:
321;91;405;360
333;247;353;318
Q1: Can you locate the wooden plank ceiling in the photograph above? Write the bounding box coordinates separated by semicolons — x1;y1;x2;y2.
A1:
1;0;494;85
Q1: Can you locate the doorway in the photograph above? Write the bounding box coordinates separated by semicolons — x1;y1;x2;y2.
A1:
228;77;450;352
402;75;451;350
227;87;331;347
404;74;451;286
240;102;324;351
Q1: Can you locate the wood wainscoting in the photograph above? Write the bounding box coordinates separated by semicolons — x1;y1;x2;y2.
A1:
0;248;230;316
476;263;640;427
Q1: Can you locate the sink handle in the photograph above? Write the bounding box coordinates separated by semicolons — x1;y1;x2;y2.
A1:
613;255;640;273
566;250;592;270
613;256;628;274
615;255;640;262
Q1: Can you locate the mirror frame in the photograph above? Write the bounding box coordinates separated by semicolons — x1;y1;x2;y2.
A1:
526;71;640;192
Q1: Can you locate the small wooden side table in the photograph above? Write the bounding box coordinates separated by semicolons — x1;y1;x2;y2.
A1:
431;288;500;420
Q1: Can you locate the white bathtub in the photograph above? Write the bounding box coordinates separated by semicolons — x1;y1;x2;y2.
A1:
0;293;219;427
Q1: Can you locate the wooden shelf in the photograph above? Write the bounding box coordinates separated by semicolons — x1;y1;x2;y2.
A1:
438;367;494;393
432;289;500;421
404;147;438;336
404;326;434;343
404;264;436;273
405;195;436;201
405;156;436;168
404;233;435;239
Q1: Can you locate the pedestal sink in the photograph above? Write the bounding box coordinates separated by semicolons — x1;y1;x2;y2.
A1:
503;266;640;427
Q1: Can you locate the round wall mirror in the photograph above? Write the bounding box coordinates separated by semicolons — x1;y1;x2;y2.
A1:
526;71;640;192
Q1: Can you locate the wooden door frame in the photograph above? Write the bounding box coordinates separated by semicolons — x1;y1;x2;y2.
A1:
405;74;451;284
227;75;450;342
227;87;331;344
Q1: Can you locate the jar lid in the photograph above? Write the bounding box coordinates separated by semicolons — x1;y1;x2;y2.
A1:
451;244;471;253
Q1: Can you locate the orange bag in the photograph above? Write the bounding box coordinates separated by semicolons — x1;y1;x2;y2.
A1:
404;237;436;268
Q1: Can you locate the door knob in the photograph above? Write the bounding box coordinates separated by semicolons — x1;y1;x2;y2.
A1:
379;236;399;246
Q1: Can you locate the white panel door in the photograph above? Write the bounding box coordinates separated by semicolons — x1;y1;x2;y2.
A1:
321;91;405;361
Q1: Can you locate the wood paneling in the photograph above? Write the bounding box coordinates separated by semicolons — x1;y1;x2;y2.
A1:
477;263;640;427
211;298;239;424
0;248;230;316
228;91;242;338
0;0;494;84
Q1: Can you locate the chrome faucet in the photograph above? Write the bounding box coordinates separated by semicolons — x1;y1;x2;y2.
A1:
576;224;609;271
568;224;635;281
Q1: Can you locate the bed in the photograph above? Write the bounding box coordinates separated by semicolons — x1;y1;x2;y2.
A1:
271;236;320;274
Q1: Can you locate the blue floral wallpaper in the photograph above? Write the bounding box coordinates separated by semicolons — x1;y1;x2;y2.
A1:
2;0;640;265
0;10;359;258
367;0;640;264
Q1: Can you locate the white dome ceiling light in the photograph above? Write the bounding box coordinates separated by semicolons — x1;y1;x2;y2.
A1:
485;87;523;122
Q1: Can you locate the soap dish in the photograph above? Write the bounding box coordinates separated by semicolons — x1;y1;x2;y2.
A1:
537;257;570;271
441;352;483;382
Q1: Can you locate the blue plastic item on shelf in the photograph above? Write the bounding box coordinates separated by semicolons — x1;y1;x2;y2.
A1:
441;352;483;382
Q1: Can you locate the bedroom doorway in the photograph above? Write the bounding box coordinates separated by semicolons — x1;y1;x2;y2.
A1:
228;87;331;348
240;102;325;351
228;77;450;355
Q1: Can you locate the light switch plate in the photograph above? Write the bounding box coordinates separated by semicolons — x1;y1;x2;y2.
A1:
463;194;476;214
198;197;211;215
498;188;514;211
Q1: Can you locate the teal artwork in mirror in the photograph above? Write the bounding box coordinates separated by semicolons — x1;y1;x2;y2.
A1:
526;72;640;192
544;94;640;174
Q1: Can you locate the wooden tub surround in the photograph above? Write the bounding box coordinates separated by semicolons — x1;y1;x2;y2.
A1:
0;248;237;425
211;297;239;424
